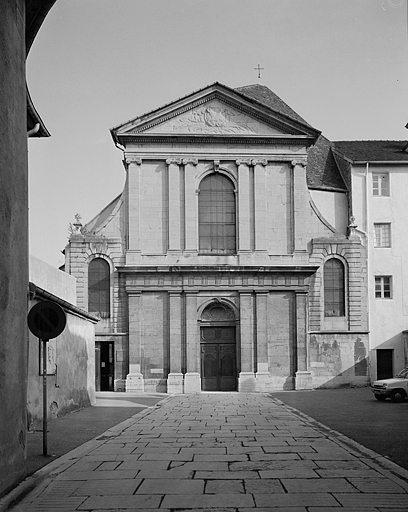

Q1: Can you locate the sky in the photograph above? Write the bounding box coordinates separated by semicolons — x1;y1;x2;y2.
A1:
26;0;408;269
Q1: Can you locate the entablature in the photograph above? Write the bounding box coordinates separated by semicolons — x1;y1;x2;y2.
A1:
121;265;319;294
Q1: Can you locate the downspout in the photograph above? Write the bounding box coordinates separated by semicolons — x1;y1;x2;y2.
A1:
363;162;371;381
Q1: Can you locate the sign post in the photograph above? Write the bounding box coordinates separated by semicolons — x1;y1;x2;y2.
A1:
42;338;48;455
28;301;67;456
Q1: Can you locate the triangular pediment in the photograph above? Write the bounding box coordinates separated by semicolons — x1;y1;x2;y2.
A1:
142;99;285;136
112;82;320;142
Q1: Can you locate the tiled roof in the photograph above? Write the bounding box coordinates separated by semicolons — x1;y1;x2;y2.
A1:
235;84;314;128
307;135;347;191
334;140;408;162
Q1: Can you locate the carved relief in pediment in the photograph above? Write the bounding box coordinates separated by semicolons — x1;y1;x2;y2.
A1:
141;101;284;136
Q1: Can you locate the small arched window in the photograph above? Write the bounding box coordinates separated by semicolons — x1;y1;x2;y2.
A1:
324;258;345;317
88;258;110;318
198;173;236;253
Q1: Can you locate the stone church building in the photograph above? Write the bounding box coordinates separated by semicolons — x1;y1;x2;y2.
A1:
65;82;368;393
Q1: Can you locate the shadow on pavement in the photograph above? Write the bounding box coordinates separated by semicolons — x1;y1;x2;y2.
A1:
272;386;408;471
25;393;166;478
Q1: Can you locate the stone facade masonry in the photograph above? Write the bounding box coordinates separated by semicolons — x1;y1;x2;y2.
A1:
65;83;369;393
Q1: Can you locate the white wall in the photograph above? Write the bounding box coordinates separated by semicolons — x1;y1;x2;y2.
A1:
351;164;408;378
309;189;348;234
30;254;77;305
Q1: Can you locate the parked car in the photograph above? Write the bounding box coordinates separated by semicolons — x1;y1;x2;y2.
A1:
371;367;408;402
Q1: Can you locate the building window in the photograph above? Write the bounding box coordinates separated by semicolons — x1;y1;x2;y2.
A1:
88;258;110;317
374;223;391;248
372;173;389;196
198;173;236;253
324;258;345;317
375;276;392;299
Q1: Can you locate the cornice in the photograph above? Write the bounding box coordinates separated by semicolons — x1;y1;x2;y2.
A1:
117;134;314;146
117;265;319;274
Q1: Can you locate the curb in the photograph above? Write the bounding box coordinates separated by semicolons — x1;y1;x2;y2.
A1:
0;395;172;512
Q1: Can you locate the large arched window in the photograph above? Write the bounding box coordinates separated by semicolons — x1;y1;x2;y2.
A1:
198;173;236;253
324;258;345;317
88;258;110;318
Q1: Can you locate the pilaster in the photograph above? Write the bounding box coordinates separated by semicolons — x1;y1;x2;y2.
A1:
295;291;312;389
237;159;252;252
167;158;182;252
184;291;201;392
291;159;309;254
125;157;142;253
255;291;271;391
252;159;267;252
238;291;256;392
183;158;198;253
168;291;183;394
126;292;144;392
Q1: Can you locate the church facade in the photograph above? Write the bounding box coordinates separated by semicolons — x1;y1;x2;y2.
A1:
65;82;368;393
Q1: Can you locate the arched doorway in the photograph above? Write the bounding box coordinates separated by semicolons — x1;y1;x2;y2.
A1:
200;301;237;391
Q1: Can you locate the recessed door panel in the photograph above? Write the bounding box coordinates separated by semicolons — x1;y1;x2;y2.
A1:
201;344;218;391
219;344;236;391
201;339;236;391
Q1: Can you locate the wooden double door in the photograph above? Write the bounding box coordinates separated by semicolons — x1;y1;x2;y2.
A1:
200;326;237;391
95;341;114;391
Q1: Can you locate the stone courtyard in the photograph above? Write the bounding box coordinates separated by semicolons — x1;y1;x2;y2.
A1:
7;393;408;511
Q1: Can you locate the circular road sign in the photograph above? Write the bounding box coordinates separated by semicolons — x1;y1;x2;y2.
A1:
28;301;67;340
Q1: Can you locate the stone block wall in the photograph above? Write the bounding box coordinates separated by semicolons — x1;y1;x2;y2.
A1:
309;332;369;388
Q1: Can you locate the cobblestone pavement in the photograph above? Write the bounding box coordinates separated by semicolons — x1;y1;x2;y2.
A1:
4;393;408;512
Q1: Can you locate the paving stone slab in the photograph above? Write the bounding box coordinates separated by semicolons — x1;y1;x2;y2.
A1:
230;460;317;471
73;478;142;495
281;477;359;493
204;480;245;494
78;494;162;509
259;469;319;478
249;453;300;461
137;478;205;495
348;477;408;493
195;470;260;480
334;493;408;508
117;460;170;470
254;492;339;507
239;508;307;512
244;479;286;494
137;469;195;479
56;470;139;480
316;468;380;478
161;493;255;509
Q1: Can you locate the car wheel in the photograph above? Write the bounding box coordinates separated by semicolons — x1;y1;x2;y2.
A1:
375;394;387;401
391;390;406;403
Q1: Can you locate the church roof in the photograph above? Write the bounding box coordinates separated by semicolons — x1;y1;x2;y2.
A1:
306;135;347;191
334;140;408;163
235;84;312;128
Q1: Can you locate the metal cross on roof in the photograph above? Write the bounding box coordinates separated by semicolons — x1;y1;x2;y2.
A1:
254;64;264;80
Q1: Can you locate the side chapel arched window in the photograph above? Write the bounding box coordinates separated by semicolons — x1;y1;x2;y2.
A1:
88;258;110;318
198;173;236;253
324;258;345;317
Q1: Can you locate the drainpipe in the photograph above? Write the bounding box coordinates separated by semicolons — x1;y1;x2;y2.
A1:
363;162;371;381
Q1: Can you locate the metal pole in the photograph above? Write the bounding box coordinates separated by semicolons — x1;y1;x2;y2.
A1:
42;338;48;456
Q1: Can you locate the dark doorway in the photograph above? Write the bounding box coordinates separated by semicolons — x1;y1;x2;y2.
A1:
377;349;393;380
96;341;114;391
200;326;236;391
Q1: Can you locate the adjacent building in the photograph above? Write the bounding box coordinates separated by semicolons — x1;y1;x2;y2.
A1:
333;141;408;381
65;82;370;393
